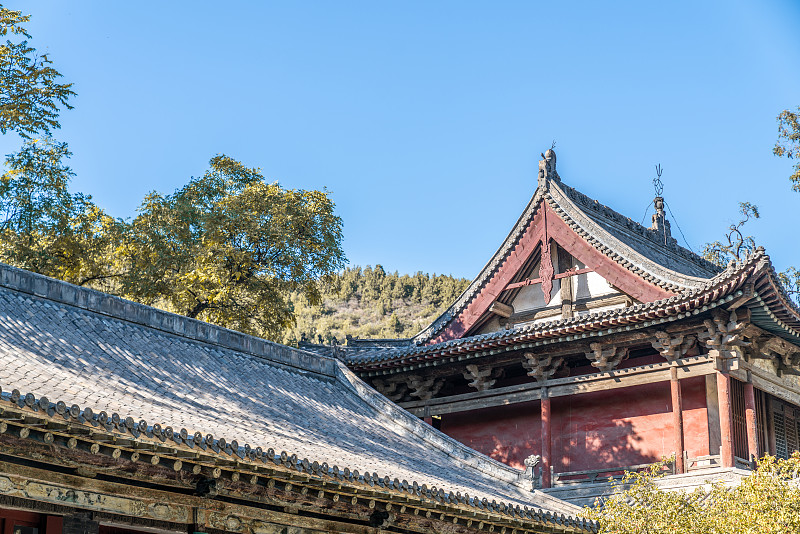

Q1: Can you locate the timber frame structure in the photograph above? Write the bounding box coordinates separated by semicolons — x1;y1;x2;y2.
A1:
343;149;800;505
0;263;594;534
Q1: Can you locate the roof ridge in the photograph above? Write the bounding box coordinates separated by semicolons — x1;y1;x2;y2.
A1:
554;181;721;276
0;262;336;377
412;187;548;344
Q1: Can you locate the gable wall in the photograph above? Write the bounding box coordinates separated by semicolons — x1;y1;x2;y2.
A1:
430;203;672;344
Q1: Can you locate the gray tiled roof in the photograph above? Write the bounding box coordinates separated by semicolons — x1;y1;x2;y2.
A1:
413;175;720;344
555;182;719;281
0;263;578;516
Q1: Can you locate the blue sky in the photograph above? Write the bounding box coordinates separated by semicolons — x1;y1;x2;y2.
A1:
3;1;799;279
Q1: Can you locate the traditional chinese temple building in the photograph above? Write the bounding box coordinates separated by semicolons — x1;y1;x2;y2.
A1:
0;263;592;534
345;150;800;505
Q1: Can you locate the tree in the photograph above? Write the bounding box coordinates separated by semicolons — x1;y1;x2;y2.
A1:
280;266;471;345
0;138;122;287
118;155;346;338
0;7;348;341
588;454;800;534
769;107;800;301
0;5;75;137
701;201;759;267
775;107;800;190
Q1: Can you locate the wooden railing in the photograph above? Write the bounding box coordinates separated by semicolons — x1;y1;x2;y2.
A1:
684;453;754;472
685;454;721;471
550;454;756;487
551;461;675;486
734;455;754;470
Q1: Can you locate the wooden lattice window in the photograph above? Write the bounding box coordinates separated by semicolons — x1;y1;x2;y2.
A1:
755;388;768;457
730;379;748;460
772;397;800;460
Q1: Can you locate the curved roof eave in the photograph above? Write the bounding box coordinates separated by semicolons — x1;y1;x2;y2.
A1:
412;175;720;346
351;250;800;372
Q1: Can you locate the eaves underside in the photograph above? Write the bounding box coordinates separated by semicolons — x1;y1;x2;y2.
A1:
351;251;800;374
0;393;594;533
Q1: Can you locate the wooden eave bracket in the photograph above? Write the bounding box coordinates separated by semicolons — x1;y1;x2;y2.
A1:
522;353;564;383
743;323;800;376
463;364;503;391
585;343;629;372
651;331;697;362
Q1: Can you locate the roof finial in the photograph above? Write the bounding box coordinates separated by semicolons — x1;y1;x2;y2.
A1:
653;164;663;197
650;164;671;242
537;142;559;186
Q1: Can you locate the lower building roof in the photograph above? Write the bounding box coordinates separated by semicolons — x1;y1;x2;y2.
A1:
0;263;582;521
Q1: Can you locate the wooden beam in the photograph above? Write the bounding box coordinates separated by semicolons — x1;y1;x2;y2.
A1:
737;360;800;409
560;246;575;320
488;301;513;318
403;357;716;417
503;268;593;292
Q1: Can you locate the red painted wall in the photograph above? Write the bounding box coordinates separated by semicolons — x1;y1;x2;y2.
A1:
440;376;710;472
441;400;542;469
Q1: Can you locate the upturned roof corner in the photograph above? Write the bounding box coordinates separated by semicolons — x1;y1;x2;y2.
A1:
409;149;721;347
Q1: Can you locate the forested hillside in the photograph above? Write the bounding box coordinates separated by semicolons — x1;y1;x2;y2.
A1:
280;266;470;346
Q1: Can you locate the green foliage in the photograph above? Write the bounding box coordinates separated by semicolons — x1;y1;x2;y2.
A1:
0;138;121;287
117;155;346;338
775;107;800;190
0;5;75;137
281;266;470;344
701;202;759;267
772;107;800;302
777;266;800;302
588;454;800;534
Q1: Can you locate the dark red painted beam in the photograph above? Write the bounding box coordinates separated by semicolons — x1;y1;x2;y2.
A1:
503;267;594;291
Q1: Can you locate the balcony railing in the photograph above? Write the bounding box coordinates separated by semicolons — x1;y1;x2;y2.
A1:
551;461;675;486
550;454;753;487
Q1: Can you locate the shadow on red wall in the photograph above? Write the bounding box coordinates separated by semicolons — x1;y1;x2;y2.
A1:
440;378;710;472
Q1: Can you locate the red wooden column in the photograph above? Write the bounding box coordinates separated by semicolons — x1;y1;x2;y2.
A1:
717;371;734;467
744;381;759;464
541;388;552;488
670;366;685;473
